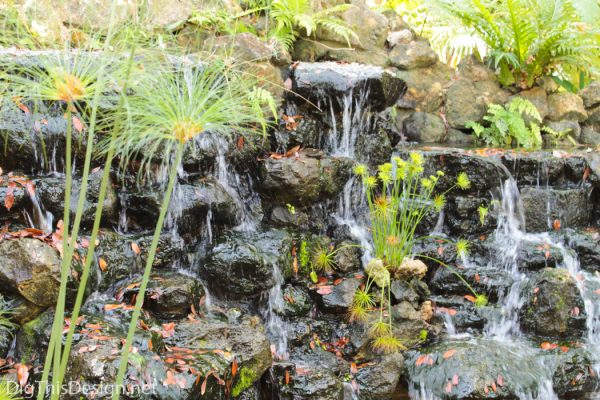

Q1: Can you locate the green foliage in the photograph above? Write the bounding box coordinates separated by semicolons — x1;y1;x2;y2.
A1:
466;97;546;148
188;7;259;36
352;154;483;353
269;0;358;50
0;295;17;351
436;0;600;87
0;380;23;400
478;204;489;226
248;86;278;135
0;4;40;49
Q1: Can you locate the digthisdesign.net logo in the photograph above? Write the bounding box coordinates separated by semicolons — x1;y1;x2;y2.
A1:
4;381;157;398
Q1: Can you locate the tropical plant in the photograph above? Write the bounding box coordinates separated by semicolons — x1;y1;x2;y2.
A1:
435;0;600;88
1;2;126;399
188;7;259;36
0;379;22;400
0;295;17;351
107;60;270;400
268;0;358;50
351;154;486;353
466;97;567;148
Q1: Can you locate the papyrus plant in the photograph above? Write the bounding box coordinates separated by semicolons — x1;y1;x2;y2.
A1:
105;60;271;399
351;153;485;353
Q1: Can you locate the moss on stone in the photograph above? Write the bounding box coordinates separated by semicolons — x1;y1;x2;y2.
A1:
231;365;258;397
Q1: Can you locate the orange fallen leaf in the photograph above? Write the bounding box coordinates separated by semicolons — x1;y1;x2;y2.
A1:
350;362;358;374
552;219;561;231
443;349;456;359
232;358;238;378
497;374;504;386
73;116;84;133
444;381;452;393
541;342;558;350
452;374;459;385
285;369;291;385
16;363;29;387
316;286;333;295
131;242;141;255
98;257;108;272
464;295;477;303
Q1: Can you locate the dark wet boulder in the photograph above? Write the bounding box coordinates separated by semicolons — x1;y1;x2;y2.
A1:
520;186;592;232
565;229;600;272
95;231;186;290
391;279;421;306
429;294;488;333
199;229;291;300
122;176;241;235
117;272;204;319
14;308;54;364
355;353;404;399
0;181;30;224
258;149;353;206
281;285;313;317
446;194;498;236
36;168;119;228
316;276;361;313
405;337;565;399
429;263;513;302
0;99;68;173
551;347;600;397
0;238;62;308
520;268;587;338
290;62;405;112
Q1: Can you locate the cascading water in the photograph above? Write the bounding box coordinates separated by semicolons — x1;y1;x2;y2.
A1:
326;88;371;158
262;263;289;360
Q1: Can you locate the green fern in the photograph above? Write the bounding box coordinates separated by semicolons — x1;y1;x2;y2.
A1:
433;0;600;88
269;0;358;50
466;98;543;148
248;86;278;135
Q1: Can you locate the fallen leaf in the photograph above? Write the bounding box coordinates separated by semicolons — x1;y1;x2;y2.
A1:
497;374;504;386
350;362;358;374
316;286;333;295
232;358;238;378
552;219;561;231
443;349;456;359
464;295;477;303
73;116;84;133
541;342;558;350
444;381;452;393
131;242;141;255
98;257;108;272
452;374;459;385
285;369;290;385
5;182;16;211
16;363;29;387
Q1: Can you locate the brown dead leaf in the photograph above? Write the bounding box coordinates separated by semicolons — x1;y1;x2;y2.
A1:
442;349;456;359
131;242;141;255
98;257;108;272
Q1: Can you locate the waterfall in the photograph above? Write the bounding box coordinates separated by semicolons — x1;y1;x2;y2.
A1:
24;184;53;233
326;87;372;159
262;263;289;360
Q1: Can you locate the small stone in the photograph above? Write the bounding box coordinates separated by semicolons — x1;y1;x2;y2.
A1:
403;111;446;143
547;92;587;122
396;259;428;279
580;81;600;108
389;40;438;70
387;29;414;48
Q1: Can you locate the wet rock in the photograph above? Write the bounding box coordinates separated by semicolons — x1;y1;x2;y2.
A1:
15;308;54;364
267;360;344;400
402;111;446;143
580;81;600;109
123;176;240;234
5;294;45;325
0;238;61;308
355;124;393;166
317;276;361;313
95;231;186;289
282;285;313;317
199;230;290;300
290;62;406;112
0;181;30;224
565;229;600;272
547;92;587;122
500;151;570;186
520;186;592;232
446;194;497;235
520;268;587;338
429;294;487;332
395;63;452;112
429;263;513;302
258;149;352;205
267;205;310;229
389;40;438;70
36;168;118;227
354;352;404;399
514;240;563;270
390;279;420;305
118;272;204;319
584;105;600;125
406;149;507;192
445;79;510;129
552;347;600;397
405;337;562;399
333;241;362;274
387;29;414;48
